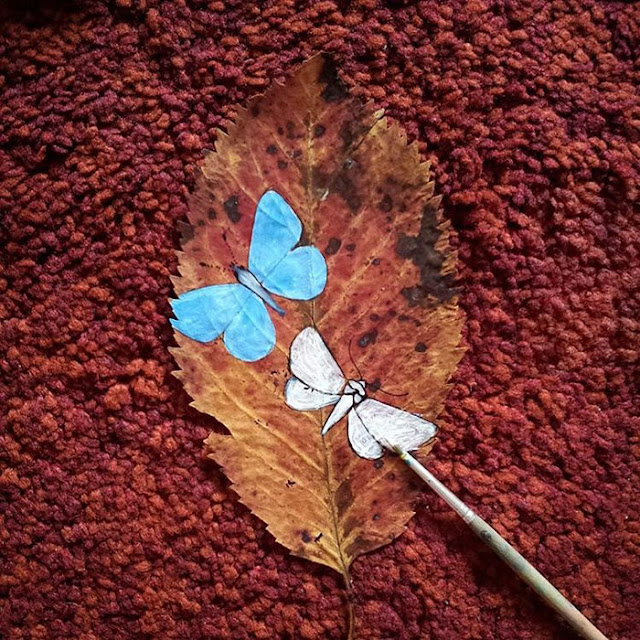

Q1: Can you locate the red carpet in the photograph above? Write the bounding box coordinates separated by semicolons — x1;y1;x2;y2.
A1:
1;1;638;638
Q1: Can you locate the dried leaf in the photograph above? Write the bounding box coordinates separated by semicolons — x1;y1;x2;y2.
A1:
170;56;464;579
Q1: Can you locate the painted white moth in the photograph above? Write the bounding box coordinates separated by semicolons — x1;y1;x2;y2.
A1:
285;327;437;459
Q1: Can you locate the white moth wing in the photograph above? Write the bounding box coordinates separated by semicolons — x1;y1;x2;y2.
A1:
355;399;437;453
285;378;340;411
289;327;345;394
348;408;384;459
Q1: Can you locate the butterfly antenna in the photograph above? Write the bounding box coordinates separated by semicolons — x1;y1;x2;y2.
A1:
348;337;364;380
221;231;238;266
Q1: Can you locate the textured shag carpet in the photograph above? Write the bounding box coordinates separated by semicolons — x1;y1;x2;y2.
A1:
1;1;638;639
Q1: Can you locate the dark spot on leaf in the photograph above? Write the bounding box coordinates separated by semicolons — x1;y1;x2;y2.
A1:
277;160;288;169
319;56;349;103
396;198;456;304
399;314;410;322
345;534;366;557
339;118;370;151
480;530;492;543
314;532;323;542
291;149;302;159
379;194;393;212
250;105;260;117
369;378;381;392
301;530;312;543
334;173;360;213
389;472;396;481
277;126;284;135
207;208;216;220
313;124;326;138
325;237;342;255
372;513;380;521
358;329;378;348
345;243;356;251
396;234;415;258
335;479;353;516
401;286;424;307
178;222;194;244
415;342;427;352
370;313;380;322
286;120;295;139
374;458;384;469
266;144;277;155
286;479;296;487
224;196;241;223
372;258;381;266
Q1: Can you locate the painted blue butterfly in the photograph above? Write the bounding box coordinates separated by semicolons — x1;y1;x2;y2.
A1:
170;190;327;362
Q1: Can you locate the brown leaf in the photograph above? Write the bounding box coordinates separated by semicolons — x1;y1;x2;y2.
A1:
170;56;464;579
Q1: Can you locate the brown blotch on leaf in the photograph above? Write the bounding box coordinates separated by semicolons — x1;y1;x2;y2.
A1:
266;144;277;155
277;160;288;169
285;120;296;139
374;458;384;469
313;124;326;138
335;480;353;516
339;118;371;151
396;199;456;304
415;342;427;352
315;166;361;213
358;329;378;347
345;243;356;251
301;530;312;543
325;237;342;255
379;194;393;212
178;221;194;243
223;196;241;223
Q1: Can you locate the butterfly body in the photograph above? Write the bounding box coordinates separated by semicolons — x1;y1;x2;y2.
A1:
285;327;436;459
171;191;327;362
232;265;285;317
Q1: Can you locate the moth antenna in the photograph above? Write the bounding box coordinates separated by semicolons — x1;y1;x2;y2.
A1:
376;387;408;398
348;337;364;380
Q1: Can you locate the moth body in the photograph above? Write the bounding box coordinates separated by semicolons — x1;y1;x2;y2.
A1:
286;327;437;459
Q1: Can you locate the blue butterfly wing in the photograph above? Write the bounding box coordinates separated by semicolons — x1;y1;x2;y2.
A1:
248;190;302;282
262;246;327;300
170;284;251;343
224;292;276;361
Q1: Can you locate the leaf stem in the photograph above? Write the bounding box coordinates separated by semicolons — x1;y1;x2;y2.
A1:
342;566;355;640
395;447;610;640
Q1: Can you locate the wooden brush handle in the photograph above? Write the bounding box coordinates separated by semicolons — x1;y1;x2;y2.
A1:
396;448;609;640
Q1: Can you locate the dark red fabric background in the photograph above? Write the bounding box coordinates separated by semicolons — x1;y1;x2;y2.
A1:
1;1;638;639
